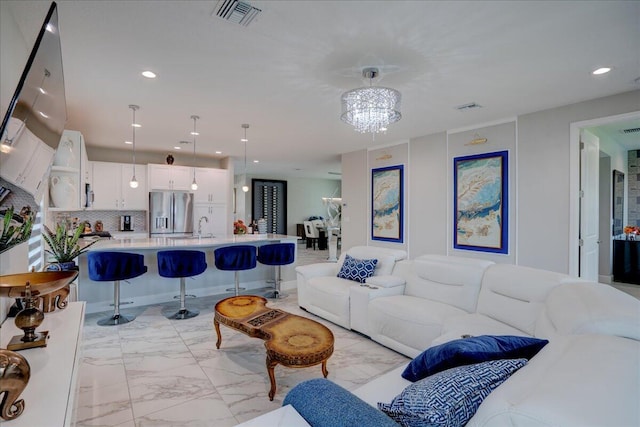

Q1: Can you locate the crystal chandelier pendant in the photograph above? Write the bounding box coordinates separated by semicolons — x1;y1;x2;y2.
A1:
340;68;401;134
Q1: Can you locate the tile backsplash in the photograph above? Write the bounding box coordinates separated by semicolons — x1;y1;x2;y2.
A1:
50;210;147;233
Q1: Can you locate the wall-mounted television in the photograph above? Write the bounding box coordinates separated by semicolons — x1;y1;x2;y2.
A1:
0;1;66;151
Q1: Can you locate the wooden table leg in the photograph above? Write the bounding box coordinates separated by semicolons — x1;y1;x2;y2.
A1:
214;319;222;349
266;356;278;401
322;359;329;378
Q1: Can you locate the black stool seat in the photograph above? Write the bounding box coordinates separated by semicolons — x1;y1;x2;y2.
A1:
157;250;207;320
88;251;147;326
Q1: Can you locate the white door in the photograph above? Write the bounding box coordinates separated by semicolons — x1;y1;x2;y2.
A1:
580;130;600;280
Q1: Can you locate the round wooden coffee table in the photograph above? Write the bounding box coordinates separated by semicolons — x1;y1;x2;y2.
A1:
214;295;334;400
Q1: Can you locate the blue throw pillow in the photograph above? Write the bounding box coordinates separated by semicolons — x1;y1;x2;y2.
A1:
337;254;378;283
402;335;548;382
380;358;527;427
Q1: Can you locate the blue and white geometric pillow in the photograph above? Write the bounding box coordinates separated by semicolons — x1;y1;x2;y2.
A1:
337;254;378;283
378;358;528;427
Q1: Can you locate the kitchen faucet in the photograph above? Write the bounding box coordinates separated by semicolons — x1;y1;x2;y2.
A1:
198;216;209;236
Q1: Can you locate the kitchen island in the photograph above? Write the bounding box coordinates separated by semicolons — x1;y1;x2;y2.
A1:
77;234;299;313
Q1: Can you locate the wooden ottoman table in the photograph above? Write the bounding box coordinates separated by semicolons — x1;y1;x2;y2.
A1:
214;295;334;400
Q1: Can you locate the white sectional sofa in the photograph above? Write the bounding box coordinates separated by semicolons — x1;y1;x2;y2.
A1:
280;252;640;427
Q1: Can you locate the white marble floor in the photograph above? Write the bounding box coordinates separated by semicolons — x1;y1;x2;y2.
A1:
74;246;408;426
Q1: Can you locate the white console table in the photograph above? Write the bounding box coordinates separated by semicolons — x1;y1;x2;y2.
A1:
0;301;84;426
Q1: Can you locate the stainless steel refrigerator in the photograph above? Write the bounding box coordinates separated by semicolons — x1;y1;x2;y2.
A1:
149;191;194;237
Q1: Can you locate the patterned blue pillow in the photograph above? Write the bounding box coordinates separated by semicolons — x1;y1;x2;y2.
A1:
337;254;378;283
379;358;527;427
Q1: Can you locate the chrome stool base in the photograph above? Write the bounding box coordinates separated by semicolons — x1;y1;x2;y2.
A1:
264;290;288;299
98;313;135;326
165;308;199;320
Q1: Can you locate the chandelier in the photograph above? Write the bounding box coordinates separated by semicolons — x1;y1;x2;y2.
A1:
341;67;401;134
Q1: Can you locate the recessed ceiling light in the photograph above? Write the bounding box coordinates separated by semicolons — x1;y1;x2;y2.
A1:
124;140;133;145
215;151;222;154
174;146;181;150
241;138;248;142
253;160;259;163
190;131;199;136
142;70;156;78
592;67;611;75
132;123;141;128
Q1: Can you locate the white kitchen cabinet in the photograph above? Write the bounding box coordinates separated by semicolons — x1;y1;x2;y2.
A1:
147;164;191;191
193;167;229;204
91;161;147;210
49;130;90;210
193;204;228;237
0;121;54;200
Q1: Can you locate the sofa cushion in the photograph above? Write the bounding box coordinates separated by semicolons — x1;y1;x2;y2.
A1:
476;264;572;335
467;335;640;427
543;282;640;340
338;246;407;276
402;335;548;382
379;358;528;427
368;295;468;357
404;255;494;313
337;254;378;283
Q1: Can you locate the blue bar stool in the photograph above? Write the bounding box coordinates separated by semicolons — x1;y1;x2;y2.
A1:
157;250;207;320
88;251;147;326
214;245;257;296
258;243;295;299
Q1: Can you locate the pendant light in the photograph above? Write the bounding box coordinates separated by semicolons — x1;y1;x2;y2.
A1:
241;124;249;192
190;115;199;190
129;104;139;188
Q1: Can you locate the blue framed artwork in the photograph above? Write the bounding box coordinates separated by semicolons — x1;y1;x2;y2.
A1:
453;150;508;254
372;165;403;243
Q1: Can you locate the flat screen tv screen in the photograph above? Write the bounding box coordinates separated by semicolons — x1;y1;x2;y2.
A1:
0;1;66;151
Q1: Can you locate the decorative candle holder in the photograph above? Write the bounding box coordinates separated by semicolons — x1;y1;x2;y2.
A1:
0;271;78;351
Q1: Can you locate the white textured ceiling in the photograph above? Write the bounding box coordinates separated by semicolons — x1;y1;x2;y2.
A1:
5;0;640;179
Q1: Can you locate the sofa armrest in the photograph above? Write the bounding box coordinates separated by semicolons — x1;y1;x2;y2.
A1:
295;263;338;281
365;275;406;288
283;378;399;427
350;285;405;334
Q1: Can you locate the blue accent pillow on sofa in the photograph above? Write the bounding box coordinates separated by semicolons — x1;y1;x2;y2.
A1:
380;358;528;427
402;335;548;382
337;254;378;283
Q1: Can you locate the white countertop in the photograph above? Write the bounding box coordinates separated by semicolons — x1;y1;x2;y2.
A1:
87;233;299;251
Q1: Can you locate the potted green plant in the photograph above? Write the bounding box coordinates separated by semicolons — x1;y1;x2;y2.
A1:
42;222;99;270
0;206;34;254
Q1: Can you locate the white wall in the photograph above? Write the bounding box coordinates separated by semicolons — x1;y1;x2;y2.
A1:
341;150;368;250
342;90;640;275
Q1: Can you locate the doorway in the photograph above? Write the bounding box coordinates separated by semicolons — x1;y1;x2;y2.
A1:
570;111;640;279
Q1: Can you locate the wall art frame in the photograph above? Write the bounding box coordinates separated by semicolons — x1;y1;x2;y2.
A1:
453;150;508;254
371;164;403;243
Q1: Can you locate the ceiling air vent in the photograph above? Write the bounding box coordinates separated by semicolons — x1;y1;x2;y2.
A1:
213;0;262;26
621;127;640;134
455;102;483;111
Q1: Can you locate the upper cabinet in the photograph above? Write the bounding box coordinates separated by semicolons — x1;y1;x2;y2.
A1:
48;130;89;210
91;161;147;210
0;120;55;201
147;164;192;191
193;167;229;204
